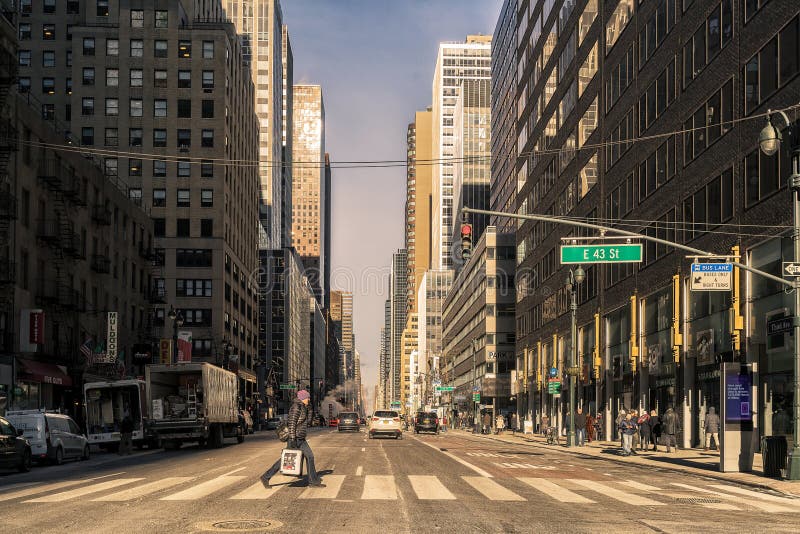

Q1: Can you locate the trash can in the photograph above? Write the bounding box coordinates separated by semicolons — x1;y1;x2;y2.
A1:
761;435;788;478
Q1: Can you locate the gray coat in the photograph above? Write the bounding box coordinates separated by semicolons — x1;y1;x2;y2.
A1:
704;408;720;433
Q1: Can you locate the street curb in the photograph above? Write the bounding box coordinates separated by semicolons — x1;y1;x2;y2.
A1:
458;431;800;497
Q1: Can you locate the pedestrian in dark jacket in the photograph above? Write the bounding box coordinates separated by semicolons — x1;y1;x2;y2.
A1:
662;406;680;452
574;408;587;446
637;411;651;451
119;414;134;456
619;414;638;456
648;410;661;451
704;407;720;451
482;412;491;434
261;390;325;487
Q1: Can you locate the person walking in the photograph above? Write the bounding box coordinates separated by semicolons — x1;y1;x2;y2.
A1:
629;410;640;453
637;410;651;451
662;406;680;453
119;413;134;456
261;390;325;487
615;409;627;446
574;407;587;446
704;407;720;451
619;413;638;456
541;414;550;436
482;412;491;435
585;412;595;443
496;414;506;434
648;409;661;451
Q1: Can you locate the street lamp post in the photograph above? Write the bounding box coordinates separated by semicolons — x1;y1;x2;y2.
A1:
167;306;184;364
565;267;585;448
760;110;800;480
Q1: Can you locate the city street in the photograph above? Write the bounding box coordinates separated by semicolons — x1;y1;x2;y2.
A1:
2;429;800;533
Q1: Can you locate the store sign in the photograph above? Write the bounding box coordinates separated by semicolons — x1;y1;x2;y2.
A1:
690;263;732;291
28;311;45;344
106;312;118;362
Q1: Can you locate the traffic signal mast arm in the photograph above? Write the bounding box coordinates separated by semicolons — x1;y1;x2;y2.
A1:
462;208;793;289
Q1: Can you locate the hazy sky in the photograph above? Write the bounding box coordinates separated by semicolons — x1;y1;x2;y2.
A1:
282;0;504;406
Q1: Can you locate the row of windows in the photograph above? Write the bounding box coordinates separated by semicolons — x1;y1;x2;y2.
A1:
153;219;214;239
605;44;634;112
81;98;215;119
110;159;215;179
19;70;216;95
145;188;214;208
682;0;733;87
81;127;216;148
683;168;733;241
638;58;676;132
176;279;212;298
683;79;733;164
638;0;675;68
18;0;79;15
605;106;636;171
744;15;800;115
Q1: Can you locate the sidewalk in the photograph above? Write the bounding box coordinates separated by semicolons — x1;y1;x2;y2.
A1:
453;428;800;497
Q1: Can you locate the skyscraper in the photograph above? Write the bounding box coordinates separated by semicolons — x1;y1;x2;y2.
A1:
281;24;294;248
389;250;408;405
292;85;326;305
406;109;433;317
430;36;491;270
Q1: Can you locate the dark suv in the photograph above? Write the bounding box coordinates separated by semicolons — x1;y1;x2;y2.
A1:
338;412;360;432
414;412;439;434
0;416;32;472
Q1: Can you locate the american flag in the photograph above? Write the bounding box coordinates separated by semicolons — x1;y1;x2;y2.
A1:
80;338;93;360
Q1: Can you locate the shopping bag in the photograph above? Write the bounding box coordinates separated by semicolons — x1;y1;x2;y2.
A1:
280;448;304;476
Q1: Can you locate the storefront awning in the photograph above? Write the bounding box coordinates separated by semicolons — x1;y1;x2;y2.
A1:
18;359;73;386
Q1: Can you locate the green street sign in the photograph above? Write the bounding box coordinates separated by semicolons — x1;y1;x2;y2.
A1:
436;386;455;392
560;244;642;264
473;393;481;402
279;383;297;390
548;381;562;395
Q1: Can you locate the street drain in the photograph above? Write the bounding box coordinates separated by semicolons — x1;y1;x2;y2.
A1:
674;497;722;504
194;519;283;532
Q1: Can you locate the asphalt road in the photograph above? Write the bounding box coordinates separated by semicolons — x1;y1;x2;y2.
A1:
1;428;799;533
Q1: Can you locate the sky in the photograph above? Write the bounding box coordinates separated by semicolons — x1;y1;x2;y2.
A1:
282;0;504;409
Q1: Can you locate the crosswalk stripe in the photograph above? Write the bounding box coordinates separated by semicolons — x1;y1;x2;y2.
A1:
355;466;363;476
229;481;284;500
160;475;245;501
462;476;525;501
568;479;664;506
518;477;594;503
24;478;145;503
298;474;345;499
92;477;193;501
670;483;794;513
707;484;800;507
1;479;100;501
362;475;398;500
622;480;739;510
622;480;661;492
408;475;455;500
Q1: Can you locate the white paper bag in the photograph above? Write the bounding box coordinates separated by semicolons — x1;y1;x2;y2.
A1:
280;448;303;476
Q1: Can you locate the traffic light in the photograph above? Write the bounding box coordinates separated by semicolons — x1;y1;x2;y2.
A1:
460;223;473;261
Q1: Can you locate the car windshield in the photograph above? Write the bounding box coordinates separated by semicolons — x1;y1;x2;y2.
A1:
374;411;398;418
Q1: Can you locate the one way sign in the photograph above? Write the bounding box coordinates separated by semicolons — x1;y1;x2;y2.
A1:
783;262;800;277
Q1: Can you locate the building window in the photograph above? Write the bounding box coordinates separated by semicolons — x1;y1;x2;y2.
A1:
176;249;212;267
176;219;190;237
153;218;165;237
81;127;94;146
128;188;142;206
177;129;191;148
744;15;799;115
106;39;119;56
178;99;191;118
130;39;143;57
606;0;634;51
129;128;143;147
43;0;55;13
104;128;118;146
201;160;213;178
130;10;144;28
130;99;143;117
200;219;213;237
202;41;214;59
178;160;191;177
179;40;191;58
82;67;95;85
745;148;786;207
683;78;733;164
41;77;54;94
81;97;94;115
605;106;635;170
154;69;167;88
682;0;733;87
745;0;770;22
41;104;55;120
42;50;55;67
201;100;214;118
129;159;142;176
153;160;167;177
130;68;143;87
20;0;31;15
177;280;212;298
83;37;95;56
155;10;168;28
105;98;118;116
684;168;734;240
154;40;168;58
177;189;190;207
104;158;118;177
18;78;30;93
66;77;72;94
152;189;166;207
201;129;214;147
154;99;167;117
201;189;213;207
43;24;55;40
638;58;676;132
153;129;167;147
639;0;675;68
97;0;109;17
18;50;31;66
67;0;79;14
19;24;31;40
202;70;214;89
178;70;191;88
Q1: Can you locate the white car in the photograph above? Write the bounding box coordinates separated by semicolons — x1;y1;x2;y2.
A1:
369;410;403;439
5;410;90;465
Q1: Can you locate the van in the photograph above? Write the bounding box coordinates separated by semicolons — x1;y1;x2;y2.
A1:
5;410;90;465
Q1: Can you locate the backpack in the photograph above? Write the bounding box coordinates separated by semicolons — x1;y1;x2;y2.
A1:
275;421;289;442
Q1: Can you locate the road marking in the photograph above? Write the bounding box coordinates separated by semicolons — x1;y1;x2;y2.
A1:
622;480;662;492
496;462;555;470
299;474;345;499
229;481;284;500
707;484;800;506
160;475;246;501
355;466;363;476
671;483;792;513
362;475;398;500
568;480;664;506
93;477;194;501
462;476;525;501
413;437;493;478
25;478;145;503
408;475;455;500
0;477;112;501
361;447;365;452
518;478;594;503
221;466;247;476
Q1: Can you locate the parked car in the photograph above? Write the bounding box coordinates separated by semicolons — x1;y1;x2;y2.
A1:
328;418;339;427
0;416;32;472
338;412;360;432
239;410;254;435
369;410;402;439
414;412;439;434
264;417;282;431
5;410;89;465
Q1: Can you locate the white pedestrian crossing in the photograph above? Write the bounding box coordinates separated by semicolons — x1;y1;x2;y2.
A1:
160;475;246;501
93;477;194;502
24;478;145;503
622;480;661;492
299;474;345;499
362;475;398;500
623;479;739;510
568;479;664;506
670;483;794;513
0;478;103;501
518;477;594;503
408;475;456;500
707;484;800;507
230;481;284;500
462;476;525;501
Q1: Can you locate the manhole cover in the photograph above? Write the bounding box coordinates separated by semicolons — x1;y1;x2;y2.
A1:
194;519;283;532
675;497;722;504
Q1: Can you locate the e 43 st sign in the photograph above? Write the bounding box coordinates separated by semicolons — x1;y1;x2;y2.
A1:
560;244;642;264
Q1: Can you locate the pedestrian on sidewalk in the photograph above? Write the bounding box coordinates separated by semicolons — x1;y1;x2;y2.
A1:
496;414;505;434
637;410;651;451
615;409;627;446
482;412;491;435
619;413;638;456
629;410;641;452
662;406;680;453
510;412;517;434
594;413;603;441
648;410;661;451
574;408;587;446
586;412;595;443
541;414;550;436
704;407;720;451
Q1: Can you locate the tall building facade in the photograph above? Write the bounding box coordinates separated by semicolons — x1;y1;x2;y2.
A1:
401;313;418;411
416;269;453;407
431;36;491;270
292;85;326;305
281;25;294;248
405;109;433;317
511;0;800;444
225;0;287;249
389;249;408;406
380;299;391;407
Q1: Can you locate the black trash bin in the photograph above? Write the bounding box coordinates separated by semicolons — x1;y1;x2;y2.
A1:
761;435;788;478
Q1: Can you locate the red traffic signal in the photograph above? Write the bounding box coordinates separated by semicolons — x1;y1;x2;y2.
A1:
460;223;473;261
460;224;473;237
